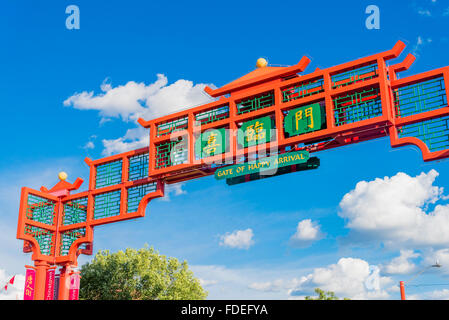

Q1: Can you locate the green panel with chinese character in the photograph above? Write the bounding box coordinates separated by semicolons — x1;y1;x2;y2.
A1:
195;128;227;158
238;116;273;148
284;103;325;137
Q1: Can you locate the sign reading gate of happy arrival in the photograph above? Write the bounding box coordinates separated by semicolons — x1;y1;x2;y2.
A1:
214;150;310;180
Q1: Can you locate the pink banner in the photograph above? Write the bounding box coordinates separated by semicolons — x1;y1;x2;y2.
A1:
68;273;80;300
24;269;36;300
44;269;55;300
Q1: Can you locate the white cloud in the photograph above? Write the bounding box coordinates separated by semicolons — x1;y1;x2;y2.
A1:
417;9;431;16
402;288;449;300
159;183;187;202
404;293;421;300
0;270;24;300
64;74;214;121
429;289;449;299
65;77;157;122
143;78;216;119
413;36;432;56
66;74;215;155
190;264;310;300
198;278;218;287
382;250;420;275
412;2;434;17
102;127;149;156
220;229;254;250
83;141;95;150
339;170;449;248
248;278;301;292
189;256;449;300
248;280;283;292
289;219;324;247
387;284;400;293
288;258;392;300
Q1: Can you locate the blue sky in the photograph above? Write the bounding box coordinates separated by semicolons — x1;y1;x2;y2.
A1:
2;0;449;300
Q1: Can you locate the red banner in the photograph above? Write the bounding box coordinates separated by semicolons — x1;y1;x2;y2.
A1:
69;273;80;300
44;269;55;300
23;269;36;300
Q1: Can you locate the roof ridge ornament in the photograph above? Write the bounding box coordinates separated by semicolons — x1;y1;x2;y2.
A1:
256;58;268;68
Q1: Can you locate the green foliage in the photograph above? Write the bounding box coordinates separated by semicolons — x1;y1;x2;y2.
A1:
79;245;207;300
305;288;350;300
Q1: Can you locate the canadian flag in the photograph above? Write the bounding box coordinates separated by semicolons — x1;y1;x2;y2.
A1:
3;276;15;292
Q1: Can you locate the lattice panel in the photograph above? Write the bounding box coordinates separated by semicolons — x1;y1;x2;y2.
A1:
129;152;149;181
282;78;324;102
93;190;121;220
195;105;229;126
62;197;87;226
156;116;188;137
127;182;157;213
95;160;122;188
394;77;447;118
24;224;54;256
59;228;86;256
333;87;382;126
237;91;274;114
332;63;378;89
26;194;56;225
398;116;449;152
155;138;188;169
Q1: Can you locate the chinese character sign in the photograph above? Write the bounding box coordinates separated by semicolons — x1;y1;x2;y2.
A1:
24;269;36;300
238;116;273;148
195;128;227;158
285;103;324;137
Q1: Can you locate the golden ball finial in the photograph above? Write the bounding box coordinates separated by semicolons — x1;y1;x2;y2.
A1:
58;172;68;181
256;58;268;68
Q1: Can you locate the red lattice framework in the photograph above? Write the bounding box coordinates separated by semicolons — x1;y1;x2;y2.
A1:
17;157;165;266
17;41;449;287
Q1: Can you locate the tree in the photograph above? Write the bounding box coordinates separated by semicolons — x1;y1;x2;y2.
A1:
79;246;207;300
304;288;350;300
